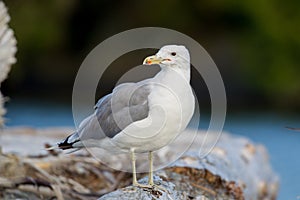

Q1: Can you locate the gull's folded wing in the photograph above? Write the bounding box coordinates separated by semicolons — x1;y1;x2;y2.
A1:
95;82;151;138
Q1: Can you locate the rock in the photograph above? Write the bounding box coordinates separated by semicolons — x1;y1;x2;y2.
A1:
0;128;279;200
98;176;182;200
98;133;279;200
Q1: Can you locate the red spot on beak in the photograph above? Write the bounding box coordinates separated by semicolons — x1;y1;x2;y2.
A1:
147;60;152;64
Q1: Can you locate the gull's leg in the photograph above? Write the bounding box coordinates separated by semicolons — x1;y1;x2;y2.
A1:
130;149;169;195
148;151;154;185
147;151;169;194
130;148;148;187
130;148;139;185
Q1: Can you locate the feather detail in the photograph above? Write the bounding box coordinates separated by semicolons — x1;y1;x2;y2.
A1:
0;1;17;126
57;134;80;150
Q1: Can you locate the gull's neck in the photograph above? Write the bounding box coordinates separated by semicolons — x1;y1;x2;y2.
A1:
156;64;191;83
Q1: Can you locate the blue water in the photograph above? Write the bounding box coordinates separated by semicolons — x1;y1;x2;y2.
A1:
224;113;300;200
4;100;300;199
4;99;74;127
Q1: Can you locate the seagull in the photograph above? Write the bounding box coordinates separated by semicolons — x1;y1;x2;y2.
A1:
53;45;195;190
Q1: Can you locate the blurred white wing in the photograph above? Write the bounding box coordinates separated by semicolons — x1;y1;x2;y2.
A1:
286;127;300;131
0;1;17;126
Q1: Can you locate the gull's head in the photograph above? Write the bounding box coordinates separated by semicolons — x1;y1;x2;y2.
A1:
143;45;190;69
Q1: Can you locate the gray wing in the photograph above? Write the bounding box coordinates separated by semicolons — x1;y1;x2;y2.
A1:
95;82;151;138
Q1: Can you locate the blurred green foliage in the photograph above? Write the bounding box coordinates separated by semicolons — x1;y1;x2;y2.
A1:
232;0;300;107
2;0;300;110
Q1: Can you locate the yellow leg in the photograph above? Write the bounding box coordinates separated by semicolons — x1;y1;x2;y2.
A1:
130;150;169;194
130;148;149;187
130;148;139;185
148;151;154;185
148;151;169;193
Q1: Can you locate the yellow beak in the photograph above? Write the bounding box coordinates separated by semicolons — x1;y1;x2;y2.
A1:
143;55;169;65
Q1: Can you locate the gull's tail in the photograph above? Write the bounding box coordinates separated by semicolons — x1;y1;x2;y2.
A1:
46;131;83;153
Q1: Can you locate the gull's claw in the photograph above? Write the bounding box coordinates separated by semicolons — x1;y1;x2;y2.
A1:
133;182;169;194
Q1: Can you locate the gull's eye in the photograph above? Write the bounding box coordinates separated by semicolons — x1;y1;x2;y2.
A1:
171;52;176;56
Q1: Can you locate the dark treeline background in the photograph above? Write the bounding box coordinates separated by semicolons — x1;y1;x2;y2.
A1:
2;0;300;112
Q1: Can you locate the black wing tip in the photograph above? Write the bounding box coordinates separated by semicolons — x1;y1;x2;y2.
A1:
57;134;79;150
57;143;73;150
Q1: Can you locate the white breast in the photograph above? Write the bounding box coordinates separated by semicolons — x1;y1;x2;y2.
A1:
112;68;195;153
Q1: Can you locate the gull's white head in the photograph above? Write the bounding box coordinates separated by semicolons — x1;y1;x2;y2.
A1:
143;45;190;69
